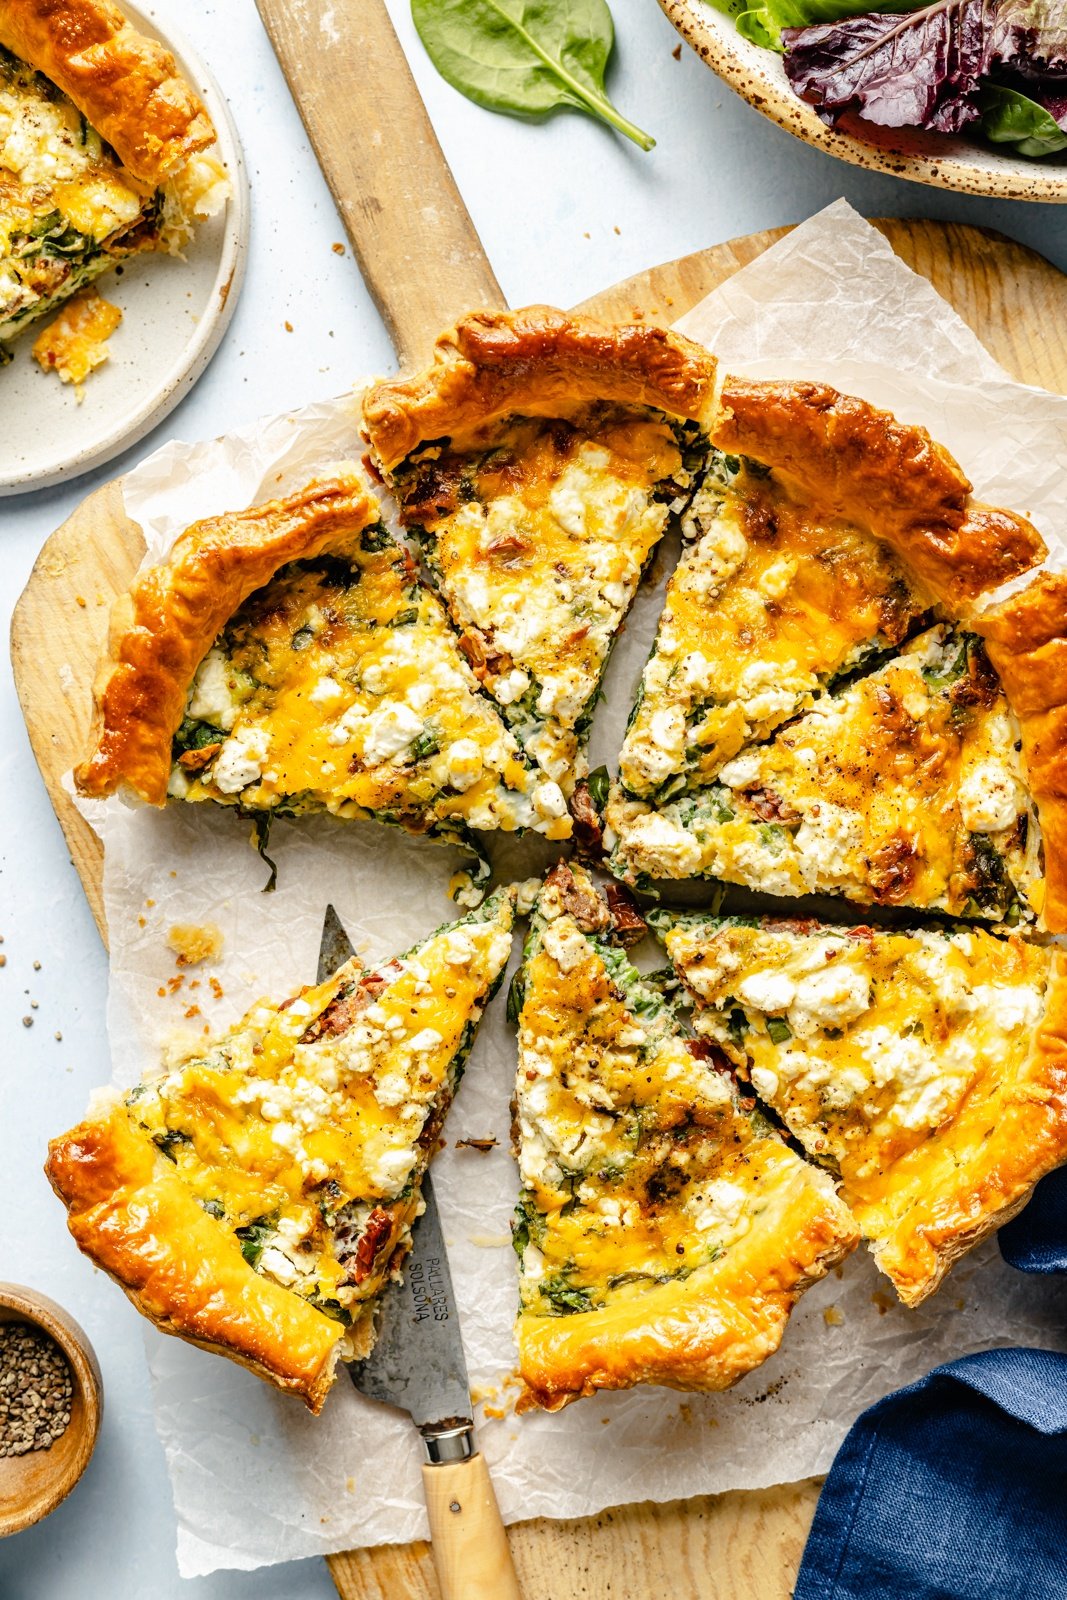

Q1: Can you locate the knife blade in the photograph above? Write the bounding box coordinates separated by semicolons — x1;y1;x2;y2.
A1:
348;1174;473;1451
317;904;472;1449
315;904;521;1597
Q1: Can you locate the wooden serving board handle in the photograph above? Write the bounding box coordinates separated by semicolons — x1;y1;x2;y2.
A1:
254;0;505;369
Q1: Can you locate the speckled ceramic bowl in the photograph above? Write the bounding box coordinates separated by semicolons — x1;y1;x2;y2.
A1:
661;0;1067;202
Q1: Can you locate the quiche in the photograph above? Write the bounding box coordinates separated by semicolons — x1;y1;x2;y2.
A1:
0;0;228;359
363;308;718;796
610;623;1042;924
616;380;1045;804
510;863;858;1410
75;473;571;877
46;889;515;1410
653;911;1067;1305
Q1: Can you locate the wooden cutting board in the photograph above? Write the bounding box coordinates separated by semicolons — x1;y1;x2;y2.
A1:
11;2;1067;1594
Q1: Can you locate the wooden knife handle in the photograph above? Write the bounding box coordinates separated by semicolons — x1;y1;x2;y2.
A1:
422;1454;523;1600
254;0;505;370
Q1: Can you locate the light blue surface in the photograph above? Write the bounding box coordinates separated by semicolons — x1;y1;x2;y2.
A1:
0;2;1065;1593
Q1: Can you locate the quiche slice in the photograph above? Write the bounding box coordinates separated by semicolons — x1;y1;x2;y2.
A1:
46;889;515;1411
75;473;571;873
617;377;1043;800
509;863;858;1411
0;0;228;359
363;308;718;795
610;623;1043;925
653;911;1067;1305
616;379;1043;802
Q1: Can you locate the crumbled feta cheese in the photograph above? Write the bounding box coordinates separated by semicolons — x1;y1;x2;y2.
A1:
543;919;591;974
446;738;483;792
188;648;240;731
718;753;763;790
737;971;795;1013
958;761;1024;834
494;667;531;705
363;703;424;763
532;781;568;820
310;676;344;707
212;726;271;794
789;965;871;1036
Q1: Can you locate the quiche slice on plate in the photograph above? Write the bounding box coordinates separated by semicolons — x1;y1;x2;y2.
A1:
509;863;858;1410
75;473;571;878
0;0;228;359
653;911;1067;1305
610;623;1043;925
46;889;515;1410
363;308;718;796
616;379;1044;803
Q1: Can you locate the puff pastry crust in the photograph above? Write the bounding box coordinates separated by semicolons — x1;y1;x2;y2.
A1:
713;377;1046;609
979;572;1067;933
46;1101;347;1411
511;865;857;1410
363;306;720;472
75;476;380;806
0;0;216;185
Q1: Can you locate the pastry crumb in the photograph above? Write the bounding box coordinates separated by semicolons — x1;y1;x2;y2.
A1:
823;1305;844;1327
167;923;224;967
32;288;122;397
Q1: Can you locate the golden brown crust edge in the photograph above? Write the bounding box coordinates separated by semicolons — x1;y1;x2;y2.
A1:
714;376;1046;611
45;1103;345;1412
516;1164;858;1412
74;476;380;806
0;0;216;185
978;572;1067;932
872;950;1067;1305
362;307;720;473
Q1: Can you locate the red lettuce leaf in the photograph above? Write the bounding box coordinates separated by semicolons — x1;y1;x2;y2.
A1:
782;0;999;132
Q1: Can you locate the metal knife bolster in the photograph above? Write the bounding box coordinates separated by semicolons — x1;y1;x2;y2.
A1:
422;1419;475;1465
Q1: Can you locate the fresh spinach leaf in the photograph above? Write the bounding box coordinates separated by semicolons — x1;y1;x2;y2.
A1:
410;0;654;149
980;83;1067;156
766;1016;792;1044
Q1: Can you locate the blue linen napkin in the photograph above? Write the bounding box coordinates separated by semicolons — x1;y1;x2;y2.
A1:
794;1347;1067;1600
999;1168;1067;1273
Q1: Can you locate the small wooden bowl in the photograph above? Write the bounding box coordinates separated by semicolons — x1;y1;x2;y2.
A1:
0;1284;102;1538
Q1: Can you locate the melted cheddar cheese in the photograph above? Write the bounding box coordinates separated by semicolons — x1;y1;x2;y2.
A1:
170;528;572;851
619;452;930;800
389;405;693;789
657;912;1053;1298
0;44;225;355
512;867;850;1374
32;284;121;391
610;625;1040;922
123;889;513;1324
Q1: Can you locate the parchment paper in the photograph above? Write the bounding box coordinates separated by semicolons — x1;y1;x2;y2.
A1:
78;200;1067;1576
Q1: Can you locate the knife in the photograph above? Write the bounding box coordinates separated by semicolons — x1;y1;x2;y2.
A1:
317;906;522;1600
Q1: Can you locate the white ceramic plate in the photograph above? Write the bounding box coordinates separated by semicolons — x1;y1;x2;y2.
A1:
0;2;250;496
661;0;1067;203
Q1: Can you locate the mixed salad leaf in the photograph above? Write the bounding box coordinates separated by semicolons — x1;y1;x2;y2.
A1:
703;0;927;53
778;0;1067;155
